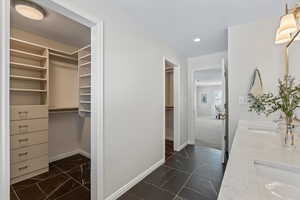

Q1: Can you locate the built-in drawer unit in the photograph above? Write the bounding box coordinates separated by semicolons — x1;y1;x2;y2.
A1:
11;131;48;150
11;105;48;121
11;143;48;164
10;118;48;135
11;155;48;179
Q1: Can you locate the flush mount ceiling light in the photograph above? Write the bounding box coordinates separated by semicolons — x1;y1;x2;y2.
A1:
15;0;46;20
193;38;201;43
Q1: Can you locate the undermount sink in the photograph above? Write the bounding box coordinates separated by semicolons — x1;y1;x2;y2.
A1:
254;160;300;200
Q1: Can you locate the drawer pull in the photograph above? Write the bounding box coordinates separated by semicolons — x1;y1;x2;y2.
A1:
18;152;28;157
18;111;28;114
18;138;29;143
18;166;28;171
18;125;29;128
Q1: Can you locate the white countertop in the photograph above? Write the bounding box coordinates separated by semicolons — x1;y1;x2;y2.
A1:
218;120;300;200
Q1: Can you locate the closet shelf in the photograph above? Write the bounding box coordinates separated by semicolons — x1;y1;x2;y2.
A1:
10;38;47;54
10;88;47;93
77;45;91;53
80;74;91;78
49;52;78;61
165;106;174;111
80;93;91;96
10;75;47;81
80;101;91;104
80;86;91;89
49;107;78;111
10;49;47;61
79;62;91;67
10;62;47;71
49;48;77;56
79;54;91;60
165;67;173;71
79;109;91;113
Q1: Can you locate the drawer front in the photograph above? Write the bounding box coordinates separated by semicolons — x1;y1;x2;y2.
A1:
11;156;48;178
11;131;48;150
11;118;48;135
11;143;48;164
11;105;48;121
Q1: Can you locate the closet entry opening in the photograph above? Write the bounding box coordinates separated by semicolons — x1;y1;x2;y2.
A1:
164;59;180;160
9;1;93;200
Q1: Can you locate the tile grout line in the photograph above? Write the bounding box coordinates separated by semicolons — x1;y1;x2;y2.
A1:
12;187;21;200
184;185;217;198
163;165;191;175
208;180;218;196
59;167;90;191
52;185;83;200
171;164;202;200
51;161;91;191
44;177;71;199
142;181;178;196
36;182;47;196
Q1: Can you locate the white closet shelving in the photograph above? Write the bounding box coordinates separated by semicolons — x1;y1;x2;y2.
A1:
10;38;49;105
78;45;91;116
10;38;49;184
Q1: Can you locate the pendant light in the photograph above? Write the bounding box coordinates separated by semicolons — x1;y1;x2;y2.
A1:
15;0;46;21
278;13;298;35
275;28;291;44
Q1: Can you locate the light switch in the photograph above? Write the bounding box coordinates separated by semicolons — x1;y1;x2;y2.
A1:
239;96;248;105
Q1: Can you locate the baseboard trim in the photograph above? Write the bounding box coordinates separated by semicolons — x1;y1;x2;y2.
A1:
104;159;164;200
176;142;188;151
49;149;91;162
77;149;91;159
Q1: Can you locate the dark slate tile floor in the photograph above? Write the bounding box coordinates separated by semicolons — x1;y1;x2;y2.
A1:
10;154;90;200
118;145;225;200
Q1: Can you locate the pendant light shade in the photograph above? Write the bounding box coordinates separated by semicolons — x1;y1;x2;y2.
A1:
278;13;298;35
275;28;291;44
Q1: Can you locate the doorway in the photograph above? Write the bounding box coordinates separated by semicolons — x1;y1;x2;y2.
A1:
163;58;180;160
0;0;103;200
190;60;228;163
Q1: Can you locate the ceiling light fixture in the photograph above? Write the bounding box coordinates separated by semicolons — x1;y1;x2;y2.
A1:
275;1;300;77
15;0;46;21
275;28;291;44
194;38;201;43
275;2;300;45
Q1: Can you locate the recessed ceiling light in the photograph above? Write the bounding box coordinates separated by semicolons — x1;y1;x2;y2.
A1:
15;0;46;21
193;38;201;43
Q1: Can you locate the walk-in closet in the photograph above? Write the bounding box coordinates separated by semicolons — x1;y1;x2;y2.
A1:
10;1;92;199
165;60;175;159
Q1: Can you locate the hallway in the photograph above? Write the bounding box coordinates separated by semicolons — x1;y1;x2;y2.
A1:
119;145;224;200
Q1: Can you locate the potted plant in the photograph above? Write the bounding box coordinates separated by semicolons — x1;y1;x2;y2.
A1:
249;76;300;149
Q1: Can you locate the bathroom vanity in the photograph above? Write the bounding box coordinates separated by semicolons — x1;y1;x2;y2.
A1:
218;120;300;200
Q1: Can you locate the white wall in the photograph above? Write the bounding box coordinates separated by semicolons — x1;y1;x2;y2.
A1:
187;51;227;143
50;0;188;198
188;51;227;69
227;18;300;150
